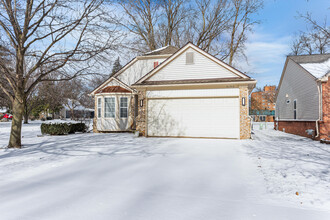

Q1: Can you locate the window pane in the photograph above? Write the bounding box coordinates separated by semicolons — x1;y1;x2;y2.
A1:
104;97;115;117
120;97;128;118
120;97;128;107
97;98;101;117
120;108;128;118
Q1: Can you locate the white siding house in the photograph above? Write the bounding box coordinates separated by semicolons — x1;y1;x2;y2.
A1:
90;43;256;139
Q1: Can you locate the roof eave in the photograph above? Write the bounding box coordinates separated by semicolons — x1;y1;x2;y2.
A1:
131;79;257;88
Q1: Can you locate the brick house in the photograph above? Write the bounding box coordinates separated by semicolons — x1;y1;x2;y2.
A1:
250;85;276;122
90;43;256;139
275;54;330;142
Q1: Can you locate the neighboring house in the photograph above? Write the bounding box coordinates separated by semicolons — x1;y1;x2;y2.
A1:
59;99;94;119
275;54;330;142
90;43;256;139
250;86;276;122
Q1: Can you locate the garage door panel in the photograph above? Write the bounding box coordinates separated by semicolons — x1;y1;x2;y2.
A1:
147;98;239;138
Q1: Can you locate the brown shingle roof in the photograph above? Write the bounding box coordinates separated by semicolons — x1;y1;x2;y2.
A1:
288;53;330;64
96;86;131;94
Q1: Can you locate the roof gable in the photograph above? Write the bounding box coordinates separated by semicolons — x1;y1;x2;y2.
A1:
276;58;319;100
90;77;134;96
135;43;250;85
95;86;131;94
288;54;330;79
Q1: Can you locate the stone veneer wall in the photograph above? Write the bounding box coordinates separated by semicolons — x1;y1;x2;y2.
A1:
239;86;251;139
320;77;330;141
93;97;99;133
135;90;147;136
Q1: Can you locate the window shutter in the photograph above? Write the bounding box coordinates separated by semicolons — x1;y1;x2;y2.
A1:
186;52;194;64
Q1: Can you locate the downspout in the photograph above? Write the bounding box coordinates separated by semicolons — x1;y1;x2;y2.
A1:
315;83;322;138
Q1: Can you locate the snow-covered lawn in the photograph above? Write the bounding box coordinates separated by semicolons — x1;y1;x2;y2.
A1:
0;121;329;220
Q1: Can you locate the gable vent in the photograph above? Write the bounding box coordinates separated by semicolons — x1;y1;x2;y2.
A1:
186;52;194;64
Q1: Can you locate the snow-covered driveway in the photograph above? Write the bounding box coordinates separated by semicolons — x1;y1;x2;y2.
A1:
0;121;329;220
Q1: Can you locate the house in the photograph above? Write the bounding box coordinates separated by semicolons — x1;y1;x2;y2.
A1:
90;43;256;139
250;86;276;122
59;99;94;119
275;54;330;142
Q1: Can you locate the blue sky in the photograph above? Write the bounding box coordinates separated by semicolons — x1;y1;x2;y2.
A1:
242;0;329;88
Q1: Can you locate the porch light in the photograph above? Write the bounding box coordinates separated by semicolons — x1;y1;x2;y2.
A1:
242;97;246;106
140;99;144;107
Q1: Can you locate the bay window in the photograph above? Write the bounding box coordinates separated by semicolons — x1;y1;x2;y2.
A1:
104;97;115;118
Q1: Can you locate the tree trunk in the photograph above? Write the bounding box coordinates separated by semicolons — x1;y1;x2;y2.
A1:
23;103;29;124
23;112;29;124
71;109;74;120
8;95;25;148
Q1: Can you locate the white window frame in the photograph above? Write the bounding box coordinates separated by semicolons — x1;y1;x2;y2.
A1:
104;97;115;118
120;97;128;118
97;97;102;118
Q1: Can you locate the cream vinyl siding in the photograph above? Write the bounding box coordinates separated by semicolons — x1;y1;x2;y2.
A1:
103;78;124;88
276;59;319;120
147;98;240;138
117;58;166;86
146;48;238;81
147;88;239;98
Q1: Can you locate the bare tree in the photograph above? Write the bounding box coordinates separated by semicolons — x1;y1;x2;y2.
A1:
0;0;118;148
299;12;330;38
192;0;232;53
117;0;160;51
291;37;303;56
38;80;64;119
290;13;329;55
23;88;40;124
117;0;263;65
227;0;263;65
61;78;85;120
157;0;190;47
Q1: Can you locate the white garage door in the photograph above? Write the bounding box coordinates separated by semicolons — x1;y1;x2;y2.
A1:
147;98;240;138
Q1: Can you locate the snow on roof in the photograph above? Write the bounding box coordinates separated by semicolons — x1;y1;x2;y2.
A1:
0;107;7;113
299;58;330;79
145;46;170;55
144;45;178;56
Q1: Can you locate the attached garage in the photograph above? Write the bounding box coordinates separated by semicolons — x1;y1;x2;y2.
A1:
146;88;240;138
147;97;240;138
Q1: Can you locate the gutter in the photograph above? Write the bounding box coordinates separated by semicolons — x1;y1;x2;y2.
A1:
131;80;257;88
315;82;322;138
